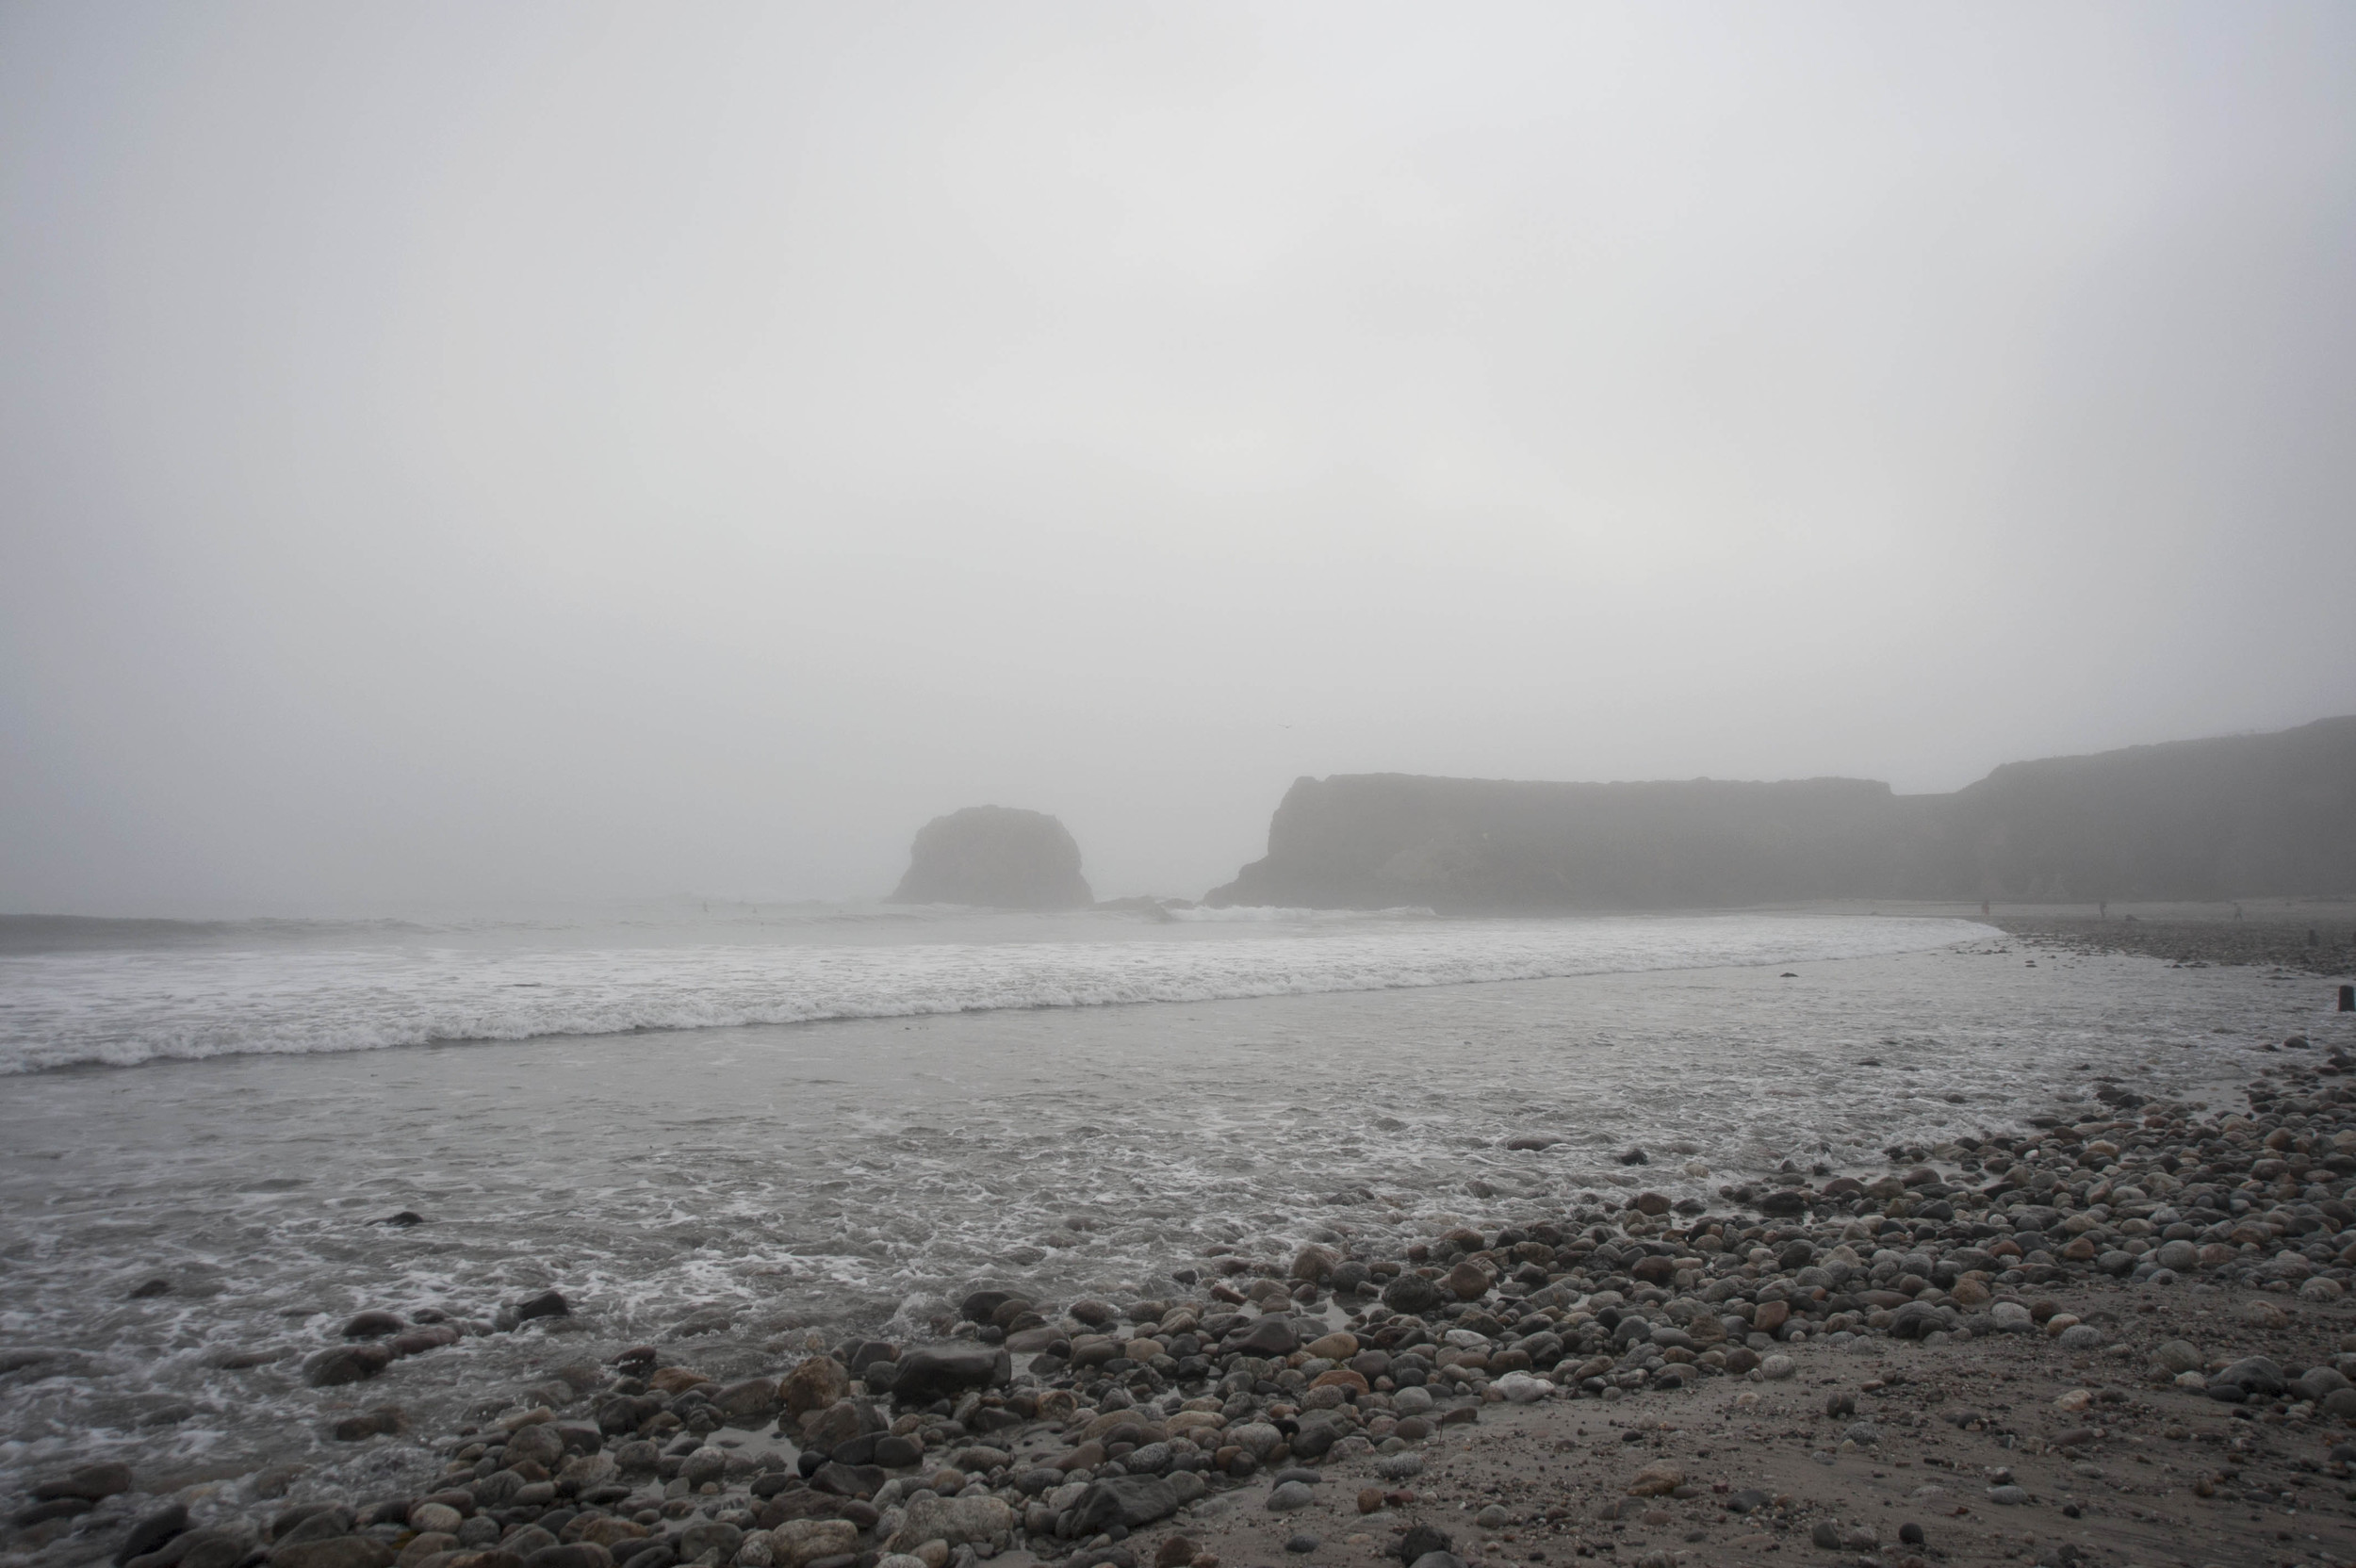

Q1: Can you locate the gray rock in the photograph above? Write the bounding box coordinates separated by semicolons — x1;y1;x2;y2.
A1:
890;806;1093;909
2212;1355;2285;1397
1396;1526;1453;1564
471;1471;525;1509
812;1462;886;1498
676;1523;741;1562
1266;1482;1316;1512
1381;1276;1445;1316
1229;1317;1301;1358
304;1346;391;1388
891;1345;1007;1400
1887;1302;1949;1340
116;1504;189;1566
505;1424;567;1470
1985;1485;2029;1506
274;1512;351;1547
270;1541;394;1568
32;1462;135;1504
1072;1476;1181;1532
520;1547;611;1568
712;1378;781;1427
128;1528;242;1568
890;1494;1012;1551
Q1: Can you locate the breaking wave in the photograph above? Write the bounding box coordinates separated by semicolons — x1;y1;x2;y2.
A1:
0;913;1991;1073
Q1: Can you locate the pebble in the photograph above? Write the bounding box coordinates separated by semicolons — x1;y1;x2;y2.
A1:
41;969;2356;1568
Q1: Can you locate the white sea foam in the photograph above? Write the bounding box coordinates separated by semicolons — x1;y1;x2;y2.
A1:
0;912;1982;1072
1162;903;1437;922
2;927;2342;1505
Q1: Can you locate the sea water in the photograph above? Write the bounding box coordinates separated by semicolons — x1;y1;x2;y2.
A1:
0;907;2345;1504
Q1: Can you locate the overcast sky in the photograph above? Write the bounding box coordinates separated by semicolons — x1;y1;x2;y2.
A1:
3;2;2352;914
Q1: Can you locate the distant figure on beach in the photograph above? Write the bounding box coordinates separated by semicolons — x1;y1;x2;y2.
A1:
2099;901;2107;920
2234;903;2244;921
1981;900;1989;916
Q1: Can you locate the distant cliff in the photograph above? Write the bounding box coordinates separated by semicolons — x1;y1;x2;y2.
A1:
1205;716;2356;910
890;806;1093;909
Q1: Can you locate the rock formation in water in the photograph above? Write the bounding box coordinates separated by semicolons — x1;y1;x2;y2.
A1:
890;806;1093;909
1206;714;2356;910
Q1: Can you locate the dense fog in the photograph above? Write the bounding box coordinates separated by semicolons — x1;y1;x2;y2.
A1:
4;3;2352;912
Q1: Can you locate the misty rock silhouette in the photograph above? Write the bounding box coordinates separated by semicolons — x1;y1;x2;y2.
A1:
1207;715;2356;910
889;806;1093;910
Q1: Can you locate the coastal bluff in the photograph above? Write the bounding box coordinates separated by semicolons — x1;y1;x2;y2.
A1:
1207;714;2356;910
889;806;1093;910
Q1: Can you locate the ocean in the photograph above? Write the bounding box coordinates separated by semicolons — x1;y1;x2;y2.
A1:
0;906;2341;1504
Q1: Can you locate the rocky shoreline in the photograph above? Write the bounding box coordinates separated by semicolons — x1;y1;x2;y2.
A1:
1990;915;2356;981
16;1031;2356;1568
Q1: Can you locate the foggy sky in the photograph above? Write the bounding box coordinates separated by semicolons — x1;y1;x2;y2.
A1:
4;3;2353;914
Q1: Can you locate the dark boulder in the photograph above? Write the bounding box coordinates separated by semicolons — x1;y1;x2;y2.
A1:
32;1462;134;1503
515;1291;569;1322
958;1291;1016;1324
1228;1316;1301;1358
1887;1302;1951;1340
810;1462;885;1499
1396;1525;1453;1563
711;1377;781;1427
270;1540;393;1568
1380;1275;1444;1315
891;1345;1007;1400
115;1503;189;1566
2211;1356;2284;1397
304;1345;391;1387
329;1408;402;1442
388;1326;461;1359
1073;1476;1181;1532
134;1527;252;1568
889;807;1092;910
270;1510;351;1546
521;1549;612;1568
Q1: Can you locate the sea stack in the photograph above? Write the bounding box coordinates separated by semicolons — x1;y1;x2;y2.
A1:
889;806;1093;910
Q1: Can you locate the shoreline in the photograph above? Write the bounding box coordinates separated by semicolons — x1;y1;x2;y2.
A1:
14;999;2356;1568
1990;916;2356;982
